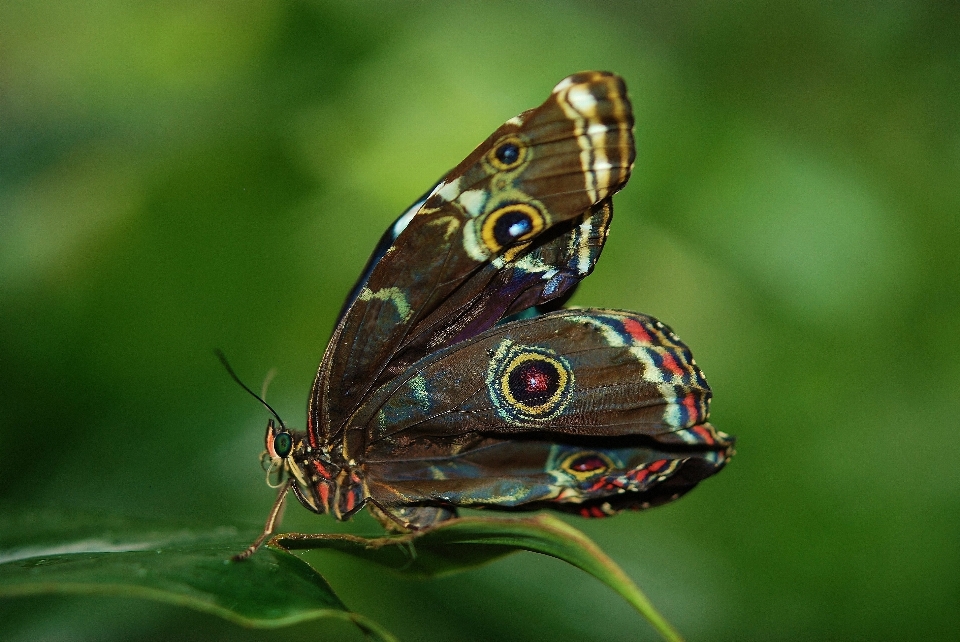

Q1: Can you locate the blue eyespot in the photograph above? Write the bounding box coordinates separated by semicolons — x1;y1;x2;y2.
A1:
507;219;532;238
481;202;546;252
495;142;520;166
489;137;526;170
493;210;532;245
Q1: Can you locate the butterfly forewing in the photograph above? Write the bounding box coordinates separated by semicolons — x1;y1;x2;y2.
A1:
360;198;615;399
310;72;635;444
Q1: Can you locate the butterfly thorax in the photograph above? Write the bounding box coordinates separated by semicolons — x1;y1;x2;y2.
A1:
264;419;368;521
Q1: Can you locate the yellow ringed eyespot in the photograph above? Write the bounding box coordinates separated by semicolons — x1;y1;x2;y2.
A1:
488;136;527;170
500;352;569;414
486;341;574;423
561;451;615;481
480;203;545;252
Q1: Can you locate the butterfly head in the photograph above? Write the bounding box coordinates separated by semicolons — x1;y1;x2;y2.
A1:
260;418;338;515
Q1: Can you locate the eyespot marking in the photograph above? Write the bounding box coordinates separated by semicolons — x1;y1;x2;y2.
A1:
560;451;614;481
480;203;545;253
486;340;574;423
487;135;527;171
498;143;518;164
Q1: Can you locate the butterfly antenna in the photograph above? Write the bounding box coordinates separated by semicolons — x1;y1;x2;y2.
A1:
214;349;288;432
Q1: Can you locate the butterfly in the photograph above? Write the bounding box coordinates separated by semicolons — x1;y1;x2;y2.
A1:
234;71;734;559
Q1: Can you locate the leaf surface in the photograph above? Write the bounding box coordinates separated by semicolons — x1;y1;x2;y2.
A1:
275;514;683;642
0;513;396;641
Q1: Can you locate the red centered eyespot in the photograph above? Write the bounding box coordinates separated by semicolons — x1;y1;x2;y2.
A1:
508;361;560;404
570;455;608;473
522;366;550;393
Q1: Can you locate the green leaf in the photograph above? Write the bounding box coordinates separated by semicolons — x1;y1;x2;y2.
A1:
0;513;396;642
1;512;683;641
274;514;684;642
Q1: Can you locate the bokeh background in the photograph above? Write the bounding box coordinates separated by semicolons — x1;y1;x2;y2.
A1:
2;1;958;640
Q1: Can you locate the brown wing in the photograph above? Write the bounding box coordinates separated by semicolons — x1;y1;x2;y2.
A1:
309;72;635;446
346;309;715;461
366;198;614;399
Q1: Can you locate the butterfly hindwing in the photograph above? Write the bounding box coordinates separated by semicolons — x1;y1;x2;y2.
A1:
353;309;714;449
310;72;634;444
350;309;732;526
365;438;729;525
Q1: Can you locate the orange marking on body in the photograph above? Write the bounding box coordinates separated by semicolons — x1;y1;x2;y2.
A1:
622;317;653;344
316;481;329;508
313;461;331;480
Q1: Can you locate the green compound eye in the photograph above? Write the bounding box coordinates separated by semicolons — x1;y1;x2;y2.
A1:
273;432;293;458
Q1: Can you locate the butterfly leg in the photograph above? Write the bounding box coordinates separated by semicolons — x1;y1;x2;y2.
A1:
365;498;411;531
233;479;291;561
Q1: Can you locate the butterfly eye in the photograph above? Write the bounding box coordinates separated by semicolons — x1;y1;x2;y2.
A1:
488;136;526;170
273;431;293;458
481;203;545;252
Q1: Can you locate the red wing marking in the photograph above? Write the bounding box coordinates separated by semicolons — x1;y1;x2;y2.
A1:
692;424;716;445
660;350;685;377
622;317;654;344
313;460;332;479
682;393;700;423
580;505;610;518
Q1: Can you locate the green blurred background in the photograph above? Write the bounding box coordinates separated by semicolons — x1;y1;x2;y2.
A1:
2;1;958;640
